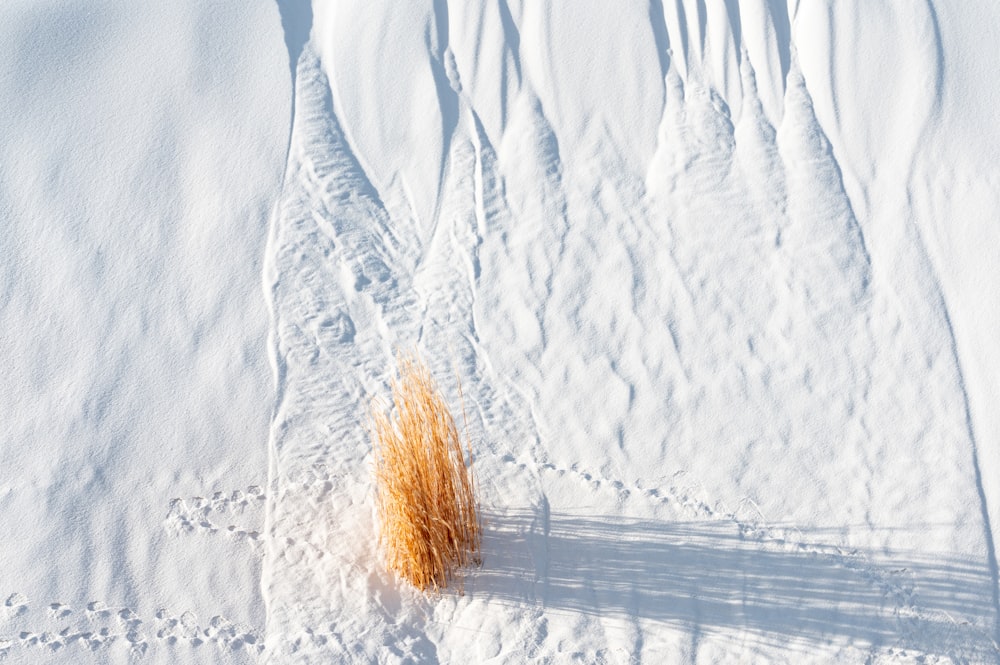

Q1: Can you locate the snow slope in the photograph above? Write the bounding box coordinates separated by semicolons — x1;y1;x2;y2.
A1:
3;0;999;663
0;2;287;663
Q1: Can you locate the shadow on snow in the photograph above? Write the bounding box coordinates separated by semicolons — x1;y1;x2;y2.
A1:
467;510;998;660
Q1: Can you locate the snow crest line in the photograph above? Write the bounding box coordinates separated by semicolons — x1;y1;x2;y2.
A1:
262;0;314;654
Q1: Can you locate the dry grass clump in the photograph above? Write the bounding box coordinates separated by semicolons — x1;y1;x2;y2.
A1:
370;351;482;591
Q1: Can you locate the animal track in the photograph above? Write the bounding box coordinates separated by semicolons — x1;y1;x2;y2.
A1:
496;452;992;655
164;485;265;550
0;593;261;660
48;603;71;619
153;608;261;653
2;593;28;622
1;596;140;657
1;483;266;661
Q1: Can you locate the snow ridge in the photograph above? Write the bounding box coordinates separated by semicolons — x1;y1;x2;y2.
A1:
257;1;1000;662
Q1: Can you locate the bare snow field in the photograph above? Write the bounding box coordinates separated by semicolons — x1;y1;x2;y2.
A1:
2;1;999;663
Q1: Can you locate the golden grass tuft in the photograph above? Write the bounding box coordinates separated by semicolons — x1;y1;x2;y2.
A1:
370;351;482;592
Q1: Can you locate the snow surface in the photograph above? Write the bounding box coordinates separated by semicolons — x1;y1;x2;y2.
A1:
2;1;999;663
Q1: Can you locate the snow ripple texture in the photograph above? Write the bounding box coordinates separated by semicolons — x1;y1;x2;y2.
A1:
261;1;1000;663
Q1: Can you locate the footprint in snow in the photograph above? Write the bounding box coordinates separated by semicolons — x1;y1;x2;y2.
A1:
2;592;28;619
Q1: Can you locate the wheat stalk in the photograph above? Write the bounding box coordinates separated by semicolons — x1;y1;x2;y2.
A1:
371;351;482;591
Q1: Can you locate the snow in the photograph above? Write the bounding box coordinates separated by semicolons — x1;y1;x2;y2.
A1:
0;2;287;662
2;1;999;663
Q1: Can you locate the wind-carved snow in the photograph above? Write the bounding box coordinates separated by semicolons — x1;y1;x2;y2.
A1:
261;1;999;663
0;3;287;664
1;1;995;664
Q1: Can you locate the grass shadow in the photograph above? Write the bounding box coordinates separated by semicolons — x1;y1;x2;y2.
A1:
466;509;999;660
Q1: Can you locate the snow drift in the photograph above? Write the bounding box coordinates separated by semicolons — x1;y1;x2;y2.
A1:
2;0;999;663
